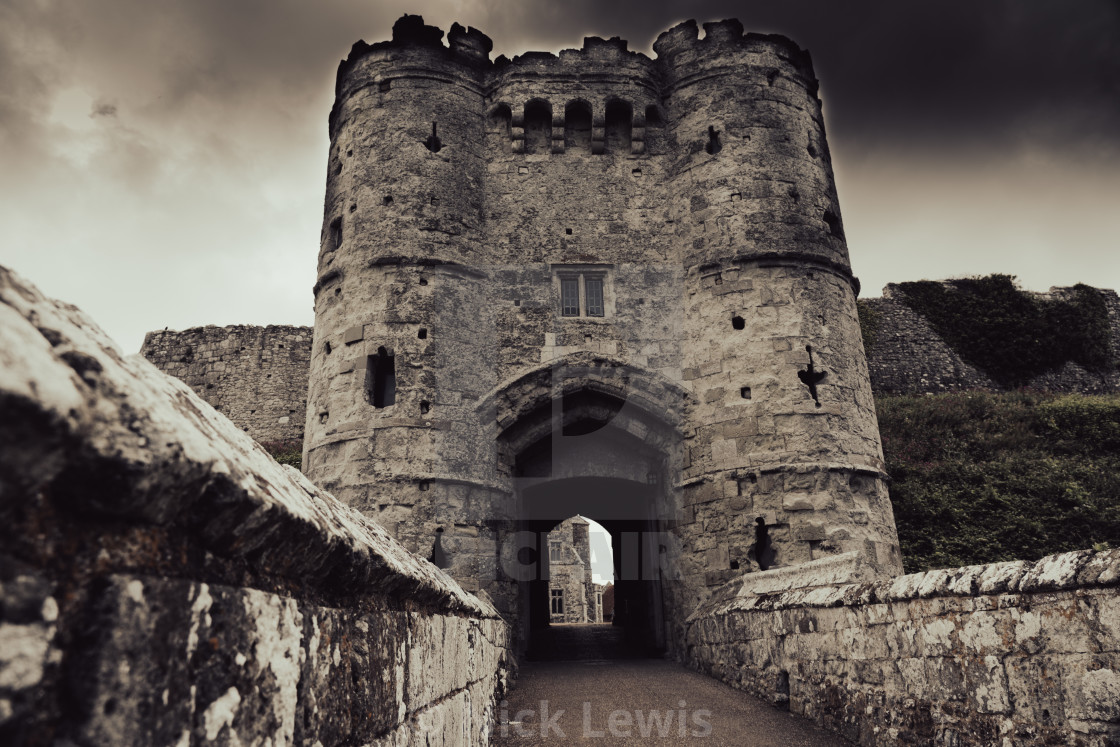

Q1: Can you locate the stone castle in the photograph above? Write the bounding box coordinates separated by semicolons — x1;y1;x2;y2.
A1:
299;12;903;654
4;15;1119;747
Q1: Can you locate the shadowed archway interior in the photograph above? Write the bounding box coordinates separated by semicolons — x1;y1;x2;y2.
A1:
504;385;679;658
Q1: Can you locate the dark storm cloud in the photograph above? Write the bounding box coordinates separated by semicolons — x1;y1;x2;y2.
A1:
464;0;1120;155
90;101;117;118
1;0;1117;352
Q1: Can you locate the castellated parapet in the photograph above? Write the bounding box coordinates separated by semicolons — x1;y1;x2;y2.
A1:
303;15;902;654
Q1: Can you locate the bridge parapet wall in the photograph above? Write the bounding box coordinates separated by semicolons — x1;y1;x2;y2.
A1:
0;266;512;746
686;549;1120;745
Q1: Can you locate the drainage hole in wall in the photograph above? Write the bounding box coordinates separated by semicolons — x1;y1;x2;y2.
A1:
420;400;430;415
741;387;751;399
418;328;427;339
732;315;745;330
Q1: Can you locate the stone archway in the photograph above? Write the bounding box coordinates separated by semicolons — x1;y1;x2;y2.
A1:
477;353;692;655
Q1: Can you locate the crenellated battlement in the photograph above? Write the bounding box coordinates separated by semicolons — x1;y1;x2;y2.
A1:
334;15;816;116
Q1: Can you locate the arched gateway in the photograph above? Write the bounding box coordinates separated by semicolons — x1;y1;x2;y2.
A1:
485;354;687;651
302;14;903;656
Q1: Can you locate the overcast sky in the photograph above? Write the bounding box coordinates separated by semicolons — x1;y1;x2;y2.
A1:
2;0;1118;353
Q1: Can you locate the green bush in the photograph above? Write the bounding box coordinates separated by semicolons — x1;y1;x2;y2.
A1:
260;439;303;469
878;391;1120;572
894;275;1112;387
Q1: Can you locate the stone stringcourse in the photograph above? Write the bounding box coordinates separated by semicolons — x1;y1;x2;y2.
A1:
0;266;512;745
686;549;1120;744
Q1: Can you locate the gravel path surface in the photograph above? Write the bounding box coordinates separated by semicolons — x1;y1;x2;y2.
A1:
495;625;849;746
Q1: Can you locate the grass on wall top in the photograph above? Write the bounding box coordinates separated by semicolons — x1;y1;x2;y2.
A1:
879;390;1120;573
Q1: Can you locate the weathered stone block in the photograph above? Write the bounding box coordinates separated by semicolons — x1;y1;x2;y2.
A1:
793;523;826;542
343;325;364;344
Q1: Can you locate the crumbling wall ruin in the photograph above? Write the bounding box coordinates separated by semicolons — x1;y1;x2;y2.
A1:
0;266;511;746
863;284;1120;395
141;325;313;444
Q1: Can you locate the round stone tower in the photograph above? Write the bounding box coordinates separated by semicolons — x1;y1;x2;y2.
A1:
304;16;511;605
655;21;902;616
305;15;902;655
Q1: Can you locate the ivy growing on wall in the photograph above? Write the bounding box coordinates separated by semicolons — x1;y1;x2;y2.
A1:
894;275;1112;387
856;299;881;353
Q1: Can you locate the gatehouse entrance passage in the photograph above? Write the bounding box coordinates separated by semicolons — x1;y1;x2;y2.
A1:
514;478;668;659
492;361;688;659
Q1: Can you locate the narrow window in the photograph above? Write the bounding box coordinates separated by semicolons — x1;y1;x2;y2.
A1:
551;588;564;615
367;346;396;408
564;101;592;153
706;125;722;155
585;276;605;317
561;277;580;316
550;544;562;561
424;121;442;153
605;100;632;154
524;100;552;155
329;217;342;250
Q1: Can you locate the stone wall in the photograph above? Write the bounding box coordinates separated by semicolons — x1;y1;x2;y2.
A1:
0;266;512;746
863;284;1120;396
141;325;312;444
135;279;1120;451
685;550;1120;746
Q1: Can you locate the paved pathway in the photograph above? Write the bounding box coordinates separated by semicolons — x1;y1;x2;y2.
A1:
494;624;849;746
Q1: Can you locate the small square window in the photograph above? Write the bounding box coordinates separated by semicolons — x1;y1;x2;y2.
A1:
553;265;612;318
